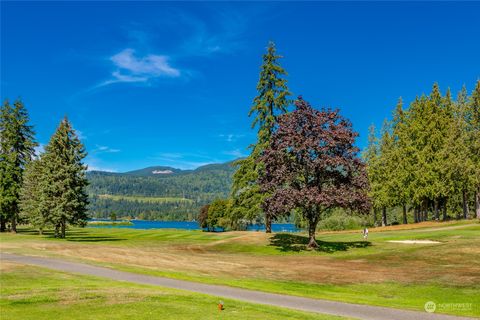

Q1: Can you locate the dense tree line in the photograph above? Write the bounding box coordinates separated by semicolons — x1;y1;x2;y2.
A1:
0;99;89;238
365;82;480;225
89;196;202;221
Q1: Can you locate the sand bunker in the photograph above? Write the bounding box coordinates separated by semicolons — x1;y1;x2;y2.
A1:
388;240;441;244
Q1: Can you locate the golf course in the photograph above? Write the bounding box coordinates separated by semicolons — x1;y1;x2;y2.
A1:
1;221;479;319
2;2;480;319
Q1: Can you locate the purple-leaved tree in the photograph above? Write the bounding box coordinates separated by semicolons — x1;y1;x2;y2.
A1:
259;97;371;248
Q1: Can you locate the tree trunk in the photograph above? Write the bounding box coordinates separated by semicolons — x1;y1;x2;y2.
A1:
442;198;448;221
11;215;17;233
0;216;5;232
61;217;66;238
402;205;407;224
422;200;428;221
373;208;378;226
54;224;60;238
414;207;418;223
307;218;319;248
265;215;272;233
462;189;469;219
423;200;428;221
382;207;387;227
476;188;480;219
434;199;439;220
39;228;43;235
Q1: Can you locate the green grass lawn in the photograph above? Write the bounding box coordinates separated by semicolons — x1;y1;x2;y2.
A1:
0;263;349;320
1;221;479;317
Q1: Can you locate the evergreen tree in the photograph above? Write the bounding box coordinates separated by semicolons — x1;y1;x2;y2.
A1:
370;81;479;222
441;87;476;219
390;98;411;223
377;120;395;226
0;99;37;232
42;117;89;238
363;125;380;225
19;158;49;233
468;80;480;219
231;41;291;233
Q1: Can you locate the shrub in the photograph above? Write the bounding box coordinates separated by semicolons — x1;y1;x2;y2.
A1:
317;211;369;231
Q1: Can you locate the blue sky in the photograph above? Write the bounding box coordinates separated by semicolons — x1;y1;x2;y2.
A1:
2;2;479;172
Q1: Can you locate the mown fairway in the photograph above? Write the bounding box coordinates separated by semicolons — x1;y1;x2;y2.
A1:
0;262;349;320
1;221;479;317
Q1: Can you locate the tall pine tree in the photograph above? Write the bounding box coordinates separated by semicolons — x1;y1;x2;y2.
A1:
468;80;480;219
390;98;412;223
364;124;381;225
0;99;37;232
441;87;476;219
231;41;291;233
20;157;49;234
42;117;89;238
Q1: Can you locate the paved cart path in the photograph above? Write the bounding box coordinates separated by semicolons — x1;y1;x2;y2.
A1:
0;253;472;320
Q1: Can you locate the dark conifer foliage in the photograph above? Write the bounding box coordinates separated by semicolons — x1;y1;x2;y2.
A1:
20;158;49;233
41;117;89;238
231;41;291;232
0;99;37;232
365;81;480;223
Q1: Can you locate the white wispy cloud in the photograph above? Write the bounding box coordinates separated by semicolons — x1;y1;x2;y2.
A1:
92;145;120;154
75;129;86;141
112;48;180;77
84;154;118;172
98;48;181;87
150;152;220;170
218;133;244;142
86;164;118;172
85;9;252;92
177;10;247;57
223;149;246;158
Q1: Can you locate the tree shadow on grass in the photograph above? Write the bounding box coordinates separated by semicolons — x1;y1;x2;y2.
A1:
269;233;371;253
17;228;126;242
65;230;126;242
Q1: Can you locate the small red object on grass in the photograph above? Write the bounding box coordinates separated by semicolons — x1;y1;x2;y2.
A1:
218;300;224;311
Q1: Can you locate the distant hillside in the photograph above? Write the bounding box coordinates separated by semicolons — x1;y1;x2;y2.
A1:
124;166;185;177
86;160;237;221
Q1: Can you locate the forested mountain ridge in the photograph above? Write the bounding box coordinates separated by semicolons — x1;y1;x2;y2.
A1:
123;166;184;177
86;161;237;220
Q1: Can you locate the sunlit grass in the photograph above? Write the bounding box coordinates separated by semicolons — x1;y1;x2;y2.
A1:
0;263;348;320
1;221;479;317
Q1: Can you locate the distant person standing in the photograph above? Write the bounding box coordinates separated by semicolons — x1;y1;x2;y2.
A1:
363;228;369;240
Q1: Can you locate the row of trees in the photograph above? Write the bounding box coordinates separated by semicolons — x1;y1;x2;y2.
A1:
200;42;479;246
0;100;89;238
365;82;480;225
